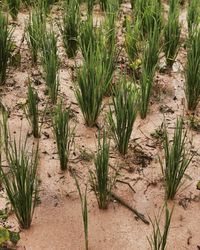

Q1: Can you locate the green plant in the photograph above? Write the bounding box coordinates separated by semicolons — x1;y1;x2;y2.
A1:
164;0;181;68
160;118;193;200
79;15;98;58
148;205;173;250
0;11;13;85
0;227;9;246
140;24;160;119
0;135;39;229
187;0;199;37
75;44;105;127
140;70;153;119
134;0;163;37
60;0;80;58
52;102;74;171
143;24;160;75
25;83;40;138
0;110;9;158
108;77;139;155
21;0;34;6
26;8;46;65
99;0;107;11
0;227;20;247
6;0;20;20
86;0;95;15
90;131;116;209
102;10;118;94
185;29;200;111
42;30;59;104
37;0;55;15
74;176;88;250
125;17;140;67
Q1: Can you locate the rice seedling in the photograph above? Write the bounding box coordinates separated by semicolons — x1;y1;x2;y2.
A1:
160;118;193;200
0;134;39;229
90;131;116;209
0;11;13;85
108;77;140;155
102;10;118;94
104;4;117;49
21;0;34;6
42;30;59;104
125;17;141;75
75;44;105;127
6;0;20;20
143;25;161;75
52;102;74;171
26;8;45;65
37;0;55;15
140;71;153;120
86;0;95;15
25;83;40;138
106;0;120;12
185;29;200;111
79;15;98;58
0;110;9;158
148;205;173;250
187;0;200;37
164;0;181;68
99;0;107;11
140;23;160;119
74;175;88;250
60;0;80;59
134;0;163;37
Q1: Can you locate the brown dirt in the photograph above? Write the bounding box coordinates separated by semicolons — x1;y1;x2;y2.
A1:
0;1;200;250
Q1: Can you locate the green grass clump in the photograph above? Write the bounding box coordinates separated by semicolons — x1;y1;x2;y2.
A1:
125;17;140;69
6;0;20;20
0;133;39;229
42;30;59;104
26;8;46;65
79;15;99;58
148;205;173;250
74;175;88;250
0;12;13;85
164;0;181;68
140;71;153;119
75;44;106;127
134;0;163;37
108;77;140;155
99;0;107;11
86;0;95;15
185;29;200;111
60;0;80;58
102;10;117;94
90;131;116;209
160;118;193;200
140;24;160;119
187;0;200;37
25;83;40;138
80;14;117;95
37;0;55;15
52;102;74;171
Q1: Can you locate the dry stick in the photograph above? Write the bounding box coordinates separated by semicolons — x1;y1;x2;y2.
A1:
111;192;150;225
116;179;136;193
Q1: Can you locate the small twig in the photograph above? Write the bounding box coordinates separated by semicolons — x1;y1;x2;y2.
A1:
138;128;152;141
116;179;136;193
111;192;149;225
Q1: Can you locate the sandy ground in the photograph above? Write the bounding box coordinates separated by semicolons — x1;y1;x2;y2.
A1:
0;1;200;250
